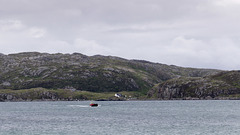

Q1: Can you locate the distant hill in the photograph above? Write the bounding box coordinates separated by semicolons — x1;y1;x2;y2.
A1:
147;71;240;100
0;52;220;95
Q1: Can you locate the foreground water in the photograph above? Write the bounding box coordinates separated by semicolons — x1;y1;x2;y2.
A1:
0;100;240;135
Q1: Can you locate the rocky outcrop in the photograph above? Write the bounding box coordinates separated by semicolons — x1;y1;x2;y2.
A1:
148;71;240;100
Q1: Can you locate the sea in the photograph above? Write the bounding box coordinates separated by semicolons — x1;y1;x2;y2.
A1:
0;100;240;135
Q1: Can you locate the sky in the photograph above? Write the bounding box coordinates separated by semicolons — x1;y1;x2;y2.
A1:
0;0;240;70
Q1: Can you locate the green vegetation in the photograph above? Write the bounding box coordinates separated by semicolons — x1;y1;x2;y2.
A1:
148;71;240;100
0;88;143;101
3;52;240;101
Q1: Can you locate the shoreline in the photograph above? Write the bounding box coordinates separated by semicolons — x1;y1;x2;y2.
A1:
1;97;240;102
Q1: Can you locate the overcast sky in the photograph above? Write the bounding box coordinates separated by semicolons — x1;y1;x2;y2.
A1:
0;0;240;70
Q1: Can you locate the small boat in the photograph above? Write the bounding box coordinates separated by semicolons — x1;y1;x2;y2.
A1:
90;102;98;107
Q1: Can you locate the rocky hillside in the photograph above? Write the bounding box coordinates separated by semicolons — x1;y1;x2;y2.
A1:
148;71;240;99
0;52;219;94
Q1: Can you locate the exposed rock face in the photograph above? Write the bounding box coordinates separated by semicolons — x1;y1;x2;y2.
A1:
0;52;220;93
148;71;240;99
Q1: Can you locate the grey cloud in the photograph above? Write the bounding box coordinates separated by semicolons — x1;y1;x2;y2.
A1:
0;0;240;70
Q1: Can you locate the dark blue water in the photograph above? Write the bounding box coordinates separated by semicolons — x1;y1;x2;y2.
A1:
0;100;240;135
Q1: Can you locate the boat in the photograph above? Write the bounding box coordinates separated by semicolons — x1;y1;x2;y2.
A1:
90;102;98;107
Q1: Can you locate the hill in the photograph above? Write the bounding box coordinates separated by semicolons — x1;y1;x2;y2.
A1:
0;52;228;101
0;52;219;93
147;71;240;100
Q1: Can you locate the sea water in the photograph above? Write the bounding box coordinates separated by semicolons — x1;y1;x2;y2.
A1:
0;100;240;135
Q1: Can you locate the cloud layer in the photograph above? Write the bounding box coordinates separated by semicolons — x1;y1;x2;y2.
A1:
0;0;240;70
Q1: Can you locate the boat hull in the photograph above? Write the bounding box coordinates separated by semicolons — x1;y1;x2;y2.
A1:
90;104;98;107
